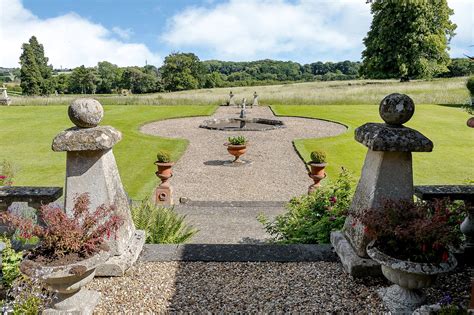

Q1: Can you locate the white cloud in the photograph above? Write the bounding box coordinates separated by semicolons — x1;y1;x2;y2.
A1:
161;0;371;61
448;0;474;57
112;26;134;40
162;0;473;62
0;0;161;68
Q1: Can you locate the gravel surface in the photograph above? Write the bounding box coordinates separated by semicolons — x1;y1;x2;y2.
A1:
141;106;347;202
89;262;471;313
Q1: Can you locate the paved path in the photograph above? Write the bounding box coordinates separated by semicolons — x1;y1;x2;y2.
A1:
141;106;346;202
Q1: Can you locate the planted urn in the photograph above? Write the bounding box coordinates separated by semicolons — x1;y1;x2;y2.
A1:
307;150;327;193
155;150;174;179
225;136;248;163
2;194;123;314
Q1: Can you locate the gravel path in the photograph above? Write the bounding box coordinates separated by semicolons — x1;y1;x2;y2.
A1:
141;106;347;202
89;261;471;313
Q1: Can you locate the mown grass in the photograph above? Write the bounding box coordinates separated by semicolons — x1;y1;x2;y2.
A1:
272;104;474;185
10;77;470;106
0;105;217;199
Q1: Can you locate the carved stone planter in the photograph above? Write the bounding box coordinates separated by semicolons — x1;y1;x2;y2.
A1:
367;242;457;313
20;251;109;315
307;162;327;193
226;144;247;162
154;162;174;205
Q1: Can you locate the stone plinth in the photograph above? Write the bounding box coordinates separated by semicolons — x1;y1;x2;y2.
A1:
331;93;433;276
52;99;144;276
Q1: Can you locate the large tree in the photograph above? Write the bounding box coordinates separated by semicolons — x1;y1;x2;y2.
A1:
96;61;121;93
360;0;456;81
68;65;97;94
160;53;205;91
19;36;54;95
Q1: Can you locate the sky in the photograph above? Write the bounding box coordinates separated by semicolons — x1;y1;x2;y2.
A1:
0;0;472;68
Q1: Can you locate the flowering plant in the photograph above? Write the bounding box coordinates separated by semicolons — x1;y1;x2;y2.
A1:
0;159;15;186
353;199;464;263
1;193;123;260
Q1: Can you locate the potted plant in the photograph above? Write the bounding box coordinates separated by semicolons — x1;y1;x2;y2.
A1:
1;193;123;313
155;150;174;178
353;199;463;313
307;150;327;193
225;136;248;163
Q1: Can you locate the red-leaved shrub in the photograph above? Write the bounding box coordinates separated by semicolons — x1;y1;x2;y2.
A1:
1;193;123;259
353;199;464;263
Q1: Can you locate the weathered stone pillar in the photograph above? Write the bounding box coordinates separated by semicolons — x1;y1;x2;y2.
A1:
331;93;433;277
228;91;235;106
52;98;145;276
252;92;259;107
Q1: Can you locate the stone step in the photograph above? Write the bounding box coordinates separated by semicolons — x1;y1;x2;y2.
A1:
174;201;287;244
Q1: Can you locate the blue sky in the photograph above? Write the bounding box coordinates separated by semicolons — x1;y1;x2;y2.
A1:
0;0;472;68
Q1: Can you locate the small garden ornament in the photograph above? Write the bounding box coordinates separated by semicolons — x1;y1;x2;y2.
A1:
307;150;327;193
154;150;174;205
225;136;248;163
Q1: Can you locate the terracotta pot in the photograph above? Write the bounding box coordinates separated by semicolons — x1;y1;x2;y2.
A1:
226;144;247;162
155;162;174;178
20;251;109;314
307;162;327;193
467;117;474;128
367;241;457;313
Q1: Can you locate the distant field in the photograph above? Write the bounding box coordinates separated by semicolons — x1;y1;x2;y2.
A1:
272;104;474;185
10;77;470;106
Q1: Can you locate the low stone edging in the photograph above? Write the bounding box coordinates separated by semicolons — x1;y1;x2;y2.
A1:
139;244;337;262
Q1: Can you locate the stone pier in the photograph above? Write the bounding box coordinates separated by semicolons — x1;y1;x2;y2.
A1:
331;93;433;277
52;98;145;276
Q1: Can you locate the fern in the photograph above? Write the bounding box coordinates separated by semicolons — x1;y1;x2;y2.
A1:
131;198;198;244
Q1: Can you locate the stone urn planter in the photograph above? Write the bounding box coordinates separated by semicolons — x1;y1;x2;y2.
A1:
20;251;110;314
366;241;457;313
226;144;247;162
307;162;327;193
155;162;174;179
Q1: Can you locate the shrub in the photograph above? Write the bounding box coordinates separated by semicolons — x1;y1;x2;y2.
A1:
156;150;172;163
131;198;198;244
352;199;464;263
0;160;15;186
467;76;474;96
309;150;327;164
0;237;22;289
1;193;123;260
2;277;51;315
227;136;246;145
258;168;354;244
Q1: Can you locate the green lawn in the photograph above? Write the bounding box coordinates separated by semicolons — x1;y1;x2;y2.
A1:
272;104;474;185
0;105;216;199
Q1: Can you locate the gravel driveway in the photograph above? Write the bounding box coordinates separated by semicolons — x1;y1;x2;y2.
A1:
141;106;347;202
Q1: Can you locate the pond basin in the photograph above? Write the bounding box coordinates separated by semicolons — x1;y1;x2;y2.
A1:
199;118;286;131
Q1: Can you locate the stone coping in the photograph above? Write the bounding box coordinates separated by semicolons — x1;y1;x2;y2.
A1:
355;123;433;152
414;185;474;202
0;186;63;204
52;126;122;152
177;200;286;207
139;244;337;262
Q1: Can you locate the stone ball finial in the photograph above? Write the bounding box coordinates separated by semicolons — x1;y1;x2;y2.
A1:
68;98;104;128
379;93;415;125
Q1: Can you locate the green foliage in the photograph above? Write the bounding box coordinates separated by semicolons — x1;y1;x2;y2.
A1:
259;169;354;244
227;136;246;145
310;150;326;164
120;67;160;94
131;198;198;244
96;61;122;94
12;294;42;315
68;65;97;94
19;36;53;95
0;159;15;186
361;0;456;80
0;237;22;289
466;76;474;96
156;150;171;163
161;52;205;91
